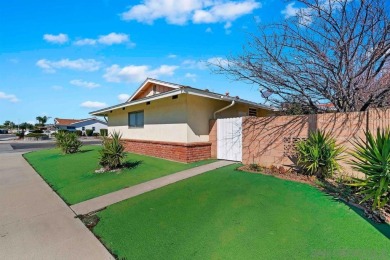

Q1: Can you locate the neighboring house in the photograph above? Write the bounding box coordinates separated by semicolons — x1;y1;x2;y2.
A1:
54;117;107;134
90;78;276;162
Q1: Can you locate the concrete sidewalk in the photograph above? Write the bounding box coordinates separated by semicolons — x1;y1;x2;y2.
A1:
0;152;113;259
72;160;236;215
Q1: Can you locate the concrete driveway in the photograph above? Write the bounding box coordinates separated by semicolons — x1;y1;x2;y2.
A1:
0;152;113;259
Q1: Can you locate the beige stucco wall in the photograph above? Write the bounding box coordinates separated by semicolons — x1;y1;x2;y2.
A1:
108;94;188;143
108;93;272;143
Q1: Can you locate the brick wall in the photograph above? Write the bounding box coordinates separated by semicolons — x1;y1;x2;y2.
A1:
121;139;211;163
241;108;390;177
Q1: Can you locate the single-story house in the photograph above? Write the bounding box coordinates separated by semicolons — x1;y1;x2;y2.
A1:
90;78;276;162
54;117;107;134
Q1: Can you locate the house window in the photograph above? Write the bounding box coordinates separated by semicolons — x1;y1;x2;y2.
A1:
128;111;144;128
92;127;95;131
82;127;85;130
248;108;257;116
67;126;75;130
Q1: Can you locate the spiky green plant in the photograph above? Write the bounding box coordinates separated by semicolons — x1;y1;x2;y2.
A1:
55;131;82;154
99;131;126;170
349;128;390;210
296;130;344;178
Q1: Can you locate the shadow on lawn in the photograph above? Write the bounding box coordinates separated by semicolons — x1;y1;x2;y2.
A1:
79;149;94;154
327;196;390;239
348;204;390;239
123;160;143;170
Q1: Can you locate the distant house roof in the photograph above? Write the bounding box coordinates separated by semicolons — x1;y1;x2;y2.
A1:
54;117;106;126
54;118;81;126
90;78;277;116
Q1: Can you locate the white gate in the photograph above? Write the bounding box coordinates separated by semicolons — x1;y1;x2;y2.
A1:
217;117;243;161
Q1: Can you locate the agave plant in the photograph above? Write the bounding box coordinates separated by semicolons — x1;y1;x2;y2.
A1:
349;128;390;210
55;131;82;154
99;131;126;170
296;130;344;178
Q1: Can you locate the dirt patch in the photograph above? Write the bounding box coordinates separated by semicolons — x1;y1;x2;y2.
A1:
238;164;390;224
79;214;100;230
238;165;317;186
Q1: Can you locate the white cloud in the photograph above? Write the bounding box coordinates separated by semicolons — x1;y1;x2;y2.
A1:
182;57;228;70
185;72;197;81
98;33;129;45
182;59;207;69
36;58;102;73
74;38;97;46
168;54;177;58
207;57;230;68
205;27;212;33
118;94;131;102
74;32;134;47
80;101;107;109
281;1;348;25
43;33;69;44
104;64;178;83
254;15;261;23
121;0;261;26
281;3;299;19
224;21;232;34
70;79;100;89
0;91;19;102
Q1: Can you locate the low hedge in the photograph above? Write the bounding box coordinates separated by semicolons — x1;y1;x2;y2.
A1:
100;129;108;136
26;133;48;138
86;129;94;136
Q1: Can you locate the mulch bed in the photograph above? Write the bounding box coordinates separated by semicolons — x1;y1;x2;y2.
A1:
238;165;390;224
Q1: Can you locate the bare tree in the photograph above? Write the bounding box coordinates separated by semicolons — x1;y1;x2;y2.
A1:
211;0;390;112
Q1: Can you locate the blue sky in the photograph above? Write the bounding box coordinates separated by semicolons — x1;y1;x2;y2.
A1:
0;0;294;125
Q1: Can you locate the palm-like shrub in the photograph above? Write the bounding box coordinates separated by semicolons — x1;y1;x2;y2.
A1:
99;131;126;170
296;130;344;178
349;129;390;210
55;131;82;154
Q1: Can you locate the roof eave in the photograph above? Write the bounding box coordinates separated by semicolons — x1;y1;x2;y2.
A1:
90;86;277;116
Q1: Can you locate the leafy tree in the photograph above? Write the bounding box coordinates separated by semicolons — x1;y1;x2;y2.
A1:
3;120;15;129
19;122;34;130
35;116;48;126
212;0;390;112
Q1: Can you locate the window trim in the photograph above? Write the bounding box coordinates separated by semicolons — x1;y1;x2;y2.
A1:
128;110;144;128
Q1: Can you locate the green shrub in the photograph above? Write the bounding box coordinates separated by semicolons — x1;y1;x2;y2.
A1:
75;130;82;136
55;131;82;154
16;132;24;138
92;133;100;137
100;129;108;136
99;131;126;170
296;130;344;178
349;128;390;210
248;163;261;172
58;129;69;133
86;129;94;136
25;133;48;140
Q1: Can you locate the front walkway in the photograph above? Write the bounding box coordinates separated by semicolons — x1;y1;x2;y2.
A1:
0;152;113;259
71;160;236;215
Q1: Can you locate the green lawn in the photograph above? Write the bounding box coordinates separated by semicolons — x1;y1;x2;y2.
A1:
24;145;215;205
94;164;390;260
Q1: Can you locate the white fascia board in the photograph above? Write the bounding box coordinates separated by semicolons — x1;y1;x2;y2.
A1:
90;89;183;116
127;78;182;102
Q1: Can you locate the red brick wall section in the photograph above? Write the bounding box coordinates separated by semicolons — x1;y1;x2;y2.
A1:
121;139;211;163
209;119;217;158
